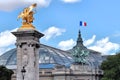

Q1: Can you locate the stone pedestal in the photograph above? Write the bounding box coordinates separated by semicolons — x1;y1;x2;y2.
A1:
12;29;44;80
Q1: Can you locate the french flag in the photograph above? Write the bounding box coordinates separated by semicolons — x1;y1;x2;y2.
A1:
80;21;87;26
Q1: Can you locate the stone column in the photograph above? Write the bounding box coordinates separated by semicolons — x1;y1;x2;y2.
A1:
12;30;44;80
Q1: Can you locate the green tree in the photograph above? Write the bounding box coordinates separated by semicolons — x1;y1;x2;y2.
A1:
101;52;120;80
0;65;14;80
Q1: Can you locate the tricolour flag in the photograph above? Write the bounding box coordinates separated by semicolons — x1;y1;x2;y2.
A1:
80;21;87;26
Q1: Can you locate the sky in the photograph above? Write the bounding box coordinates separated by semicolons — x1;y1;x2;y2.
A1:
0;0;120;55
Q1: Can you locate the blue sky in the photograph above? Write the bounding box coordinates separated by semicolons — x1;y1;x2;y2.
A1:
0;0;120;55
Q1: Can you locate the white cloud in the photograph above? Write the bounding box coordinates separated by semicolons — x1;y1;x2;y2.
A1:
0;28;17;55
58;39;76;50
0;27;119;56
87;37;120;55
0;0;51;11
113;31;120;37
58;35;120;55
84;35;96;46
43;26;66;40
61;0;81;3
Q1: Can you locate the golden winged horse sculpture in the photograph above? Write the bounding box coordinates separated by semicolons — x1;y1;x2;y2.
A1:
17;3;37;26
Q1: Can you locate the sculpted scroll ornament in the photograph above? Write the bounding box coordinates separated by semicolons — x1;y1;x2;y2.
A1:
22;48;29;67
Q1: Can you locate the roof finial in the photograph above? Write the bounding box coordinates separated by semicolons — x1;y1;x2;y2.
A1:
71;29;86;49
77;29;83;45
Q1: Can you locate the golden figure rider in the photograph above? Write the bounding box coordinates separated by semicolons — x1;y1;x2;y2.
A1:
17;3;37;30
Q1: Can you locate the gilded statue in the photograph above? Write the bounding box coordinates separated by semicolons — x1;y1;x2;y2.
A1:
17;3;37;26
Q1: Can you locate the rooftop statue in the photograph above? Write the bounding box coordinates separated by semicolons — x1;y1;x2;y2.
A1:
17;3;37;30
72;47;89;64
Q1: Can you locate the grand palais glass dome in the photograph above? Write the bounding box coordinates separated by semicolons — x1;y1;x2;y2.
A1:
0;31;104;70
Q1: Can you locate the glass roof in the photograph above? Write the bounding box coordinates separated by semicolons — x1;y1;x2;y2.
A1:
0;44;103;69
0;30;106;70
